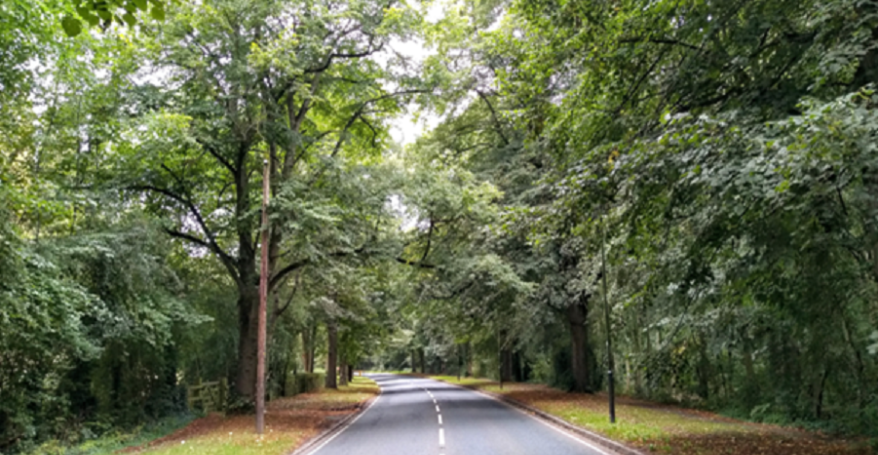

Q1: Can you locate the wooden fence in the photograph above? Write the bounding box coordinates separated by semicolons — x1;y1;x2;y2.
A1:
187;378;228;415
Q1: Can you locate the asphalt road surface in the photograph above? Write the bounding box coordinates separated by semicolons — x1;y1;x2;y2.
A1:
304;373;610;455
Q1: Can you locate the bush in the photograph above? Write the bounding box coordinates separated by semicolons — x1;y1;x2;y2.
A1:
284;373;325;397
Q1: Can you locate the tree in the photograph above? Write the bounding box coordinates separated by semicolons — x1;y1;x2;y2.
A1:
118;0;423;400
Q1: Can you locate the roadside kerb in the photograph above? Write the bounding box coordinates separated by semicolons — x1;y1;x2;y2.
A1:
287;392;381;455
442;380;646;455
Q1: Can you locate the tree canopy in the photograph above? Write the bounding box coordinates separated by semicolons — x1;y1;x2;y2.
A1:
3;0;878;452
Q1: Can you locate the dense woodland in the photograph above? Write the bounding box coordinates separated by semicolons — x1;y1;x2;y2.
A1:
3;0;878;452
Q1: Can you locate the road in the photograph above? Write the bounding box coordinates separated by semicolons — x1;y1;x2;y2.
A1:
304;373;610;455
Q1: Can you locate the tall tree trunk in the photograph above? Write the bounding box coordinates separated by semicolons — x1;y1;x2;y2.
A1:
301;327;311;375
741;340;759;408
465;342;472;377
696;336;711;400
625;355;632;393
347;365;354;383
500;348;513;382
644;301;652;397
308;324;317;373
236;281;260;399
633;303;644;396
325;321;338;389
411;350;417;373
567;301;591;393
814;366;829;419
418;348;426;374
339;358;348;386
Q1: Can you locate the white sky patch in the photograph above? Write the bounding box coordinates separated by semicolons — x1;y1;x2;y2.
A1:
386;194;419;232
424;0;445;23
389;109;443;146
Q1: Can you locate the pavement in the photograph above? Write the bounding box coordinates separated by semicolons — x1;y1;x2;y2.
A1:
302;373;611;455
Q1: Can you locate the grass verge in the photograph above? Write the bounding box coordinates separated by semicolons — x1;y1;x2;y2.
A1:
126;376;378;455
427;375;874;455
22;415;197;455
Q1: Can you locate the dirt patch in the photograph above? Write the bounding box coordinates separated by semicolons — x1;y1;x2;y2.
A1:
120;386;375;454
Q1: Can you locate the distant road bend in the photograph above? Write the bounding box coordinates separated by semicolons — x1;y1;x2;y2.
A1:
303;373;611;455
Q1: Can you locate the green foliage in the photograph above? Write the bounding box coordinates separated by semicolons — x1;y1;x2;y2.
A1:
21;414;194;455
284;373;325;397
7;0;878;451
373;0;878;438
62;0;166;37
0;222;206;452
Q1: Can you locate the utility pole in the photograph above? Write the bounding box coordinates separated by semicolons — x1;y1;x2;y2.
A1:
600;212;616;424
256;159;270;434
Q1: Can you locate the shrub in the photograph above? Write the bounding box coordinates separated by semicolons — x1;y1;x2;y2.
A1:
284;373;325;397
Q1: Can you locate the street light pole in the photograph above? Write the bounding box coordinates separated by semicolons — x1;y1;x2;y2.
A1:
600;212;616;424
256;159;270;434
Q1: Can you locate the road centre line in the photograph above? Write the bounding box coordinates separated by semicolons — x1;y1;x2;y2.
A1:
439;428;445;447
435;378;613;455
435;405;440;413
438;414;443;425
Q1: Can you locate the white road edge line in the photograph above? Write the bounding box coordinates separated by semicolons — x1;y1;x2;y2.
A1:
437;380;612;455
303;390;383;455
439;428;445;447
438;414;443;425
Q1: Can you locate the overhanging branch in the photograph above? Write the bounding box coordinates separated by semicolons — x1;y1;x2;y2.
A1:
396;257;436;269
132;184;240;284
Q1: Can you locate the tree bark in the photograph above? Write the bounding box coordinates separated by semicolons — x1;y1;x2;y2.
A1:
465;342;472;377
339;358;348;386
325;321;338;389
235;280;260;399
500;348;513;382
567;300;592;393
696;336;712;400
418;348;426;374
308;324;316;373
301;327;312;374
411;350;418;373
814;366;829;419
